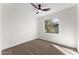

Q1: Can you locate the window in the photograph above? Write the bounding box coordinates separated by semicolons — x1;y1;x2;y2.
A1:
45;16;59;34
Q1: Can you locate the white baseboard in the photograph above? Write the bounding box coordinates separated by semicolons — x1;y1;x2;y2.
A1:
2;37;37;50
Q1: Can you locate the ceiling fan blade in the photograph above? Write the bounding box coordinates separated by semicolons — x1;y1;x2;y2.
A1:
31;3;39;10
41;8;50;11
36;11;39;14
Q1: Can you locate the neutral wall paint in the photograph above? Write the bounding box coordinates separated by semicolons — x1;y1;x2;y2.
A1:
0;4;2;54
1;3;37;49
77;4;79;52
37;6;77;48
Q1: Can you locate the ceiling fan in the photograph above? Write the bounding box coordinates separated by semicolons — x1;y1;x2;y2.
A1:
31;3;51;14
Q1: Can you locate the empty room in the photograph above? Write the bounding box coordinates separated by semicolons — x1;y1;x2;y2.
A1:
0;3;79;55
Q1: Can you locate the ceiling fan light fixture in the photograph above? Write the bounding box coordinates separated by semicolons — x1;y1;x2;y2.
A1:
38;10;42;12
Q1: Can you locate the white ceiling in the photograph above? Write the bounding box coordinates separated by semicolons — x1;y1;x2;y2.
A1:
31;3;76;17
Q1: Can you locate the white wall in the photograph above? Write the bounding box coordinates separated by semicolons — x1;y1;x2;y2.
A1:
77;4;79;52
37;6;77;48
1;3;37;49
0;3;2;54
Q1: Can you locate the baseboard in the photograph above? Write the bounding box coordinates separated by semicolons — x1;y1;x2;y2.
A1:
37;38;77;52
2;37;37;51
2;38;77;53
